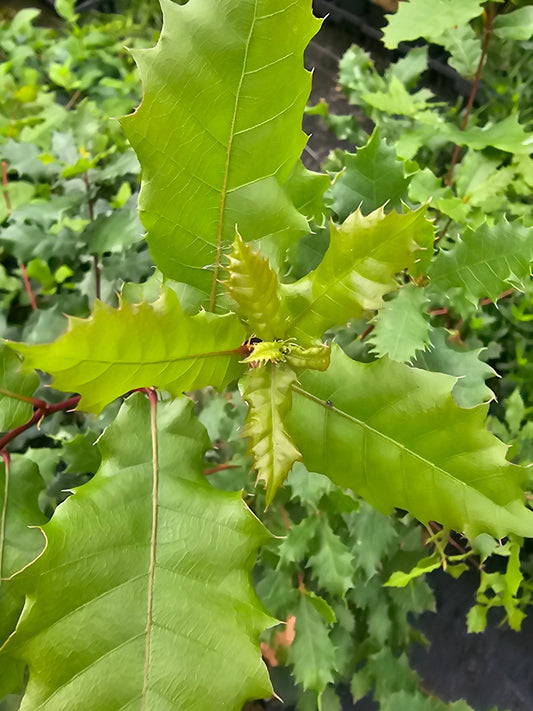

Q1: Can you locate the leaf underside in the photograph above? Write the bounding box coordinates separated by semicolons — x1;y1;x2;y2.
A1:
10;287;246;413
122;0;320;309
6;395;274;710
287;345;533;540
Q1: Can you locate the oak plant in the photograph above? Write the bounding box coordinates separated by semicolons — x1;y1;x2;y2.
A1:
1;0;533;709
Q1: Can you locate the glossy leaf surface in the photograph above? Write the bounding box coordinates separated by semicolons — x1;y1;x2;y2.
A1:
287;345;533;540
281;206;434;341
11;287;246;413
0;344;39;431
122;0;319;309
5;395;273;710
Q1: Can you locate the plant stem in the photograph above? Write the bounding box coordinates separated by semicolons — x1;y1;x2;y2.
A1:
0;452;10;585
0;395;81;453
445;4;496;186
2;161;38;310
83;172;101;301
203;463;237;476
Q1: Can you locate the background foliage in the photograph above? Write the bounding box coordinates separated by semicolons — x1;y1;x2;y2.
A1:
0;1;533;710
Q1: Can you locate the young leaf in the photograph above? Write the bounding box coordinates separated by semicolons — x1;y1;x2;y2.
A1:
224;232;285;339
0;457;46;697
288;593;337;699
287;344;533;540
382;0;485;49
241;363;302;506
10;287;246;413
281;206;434;341
493;7;533;41
428;220;533;312
369;284;431;363
0;343;39;431
121;0;320;309
328;128;411;221
284;161;330;226
439;25;482;79
4;395;274;710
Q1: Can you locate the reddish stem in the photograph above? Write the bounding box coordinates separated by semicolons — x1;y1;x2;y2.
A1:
359;323;375;341
445;5;496;186
203;463;237;476
278;505;291;532
20;262;38;311
0;395;80;452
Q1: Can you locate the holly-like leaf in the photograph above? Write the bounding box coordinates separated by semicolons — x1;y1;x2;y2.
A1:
0;343;39;431
83;201;143;257
369;284;431;363
347;502;397;580
288;593;337;699
412;328;496;408
241;363;302;506
328;128;410;221
11;286;246;413
224;232;285;339
284;161;330;226
382;0;485;49
3;395;274;710
385;553;442;588
281;206;434;341
0;457;46;697
287;344;533;540
307;520;354;597
428;220;533;312
439;25;482;79
122;0;319;310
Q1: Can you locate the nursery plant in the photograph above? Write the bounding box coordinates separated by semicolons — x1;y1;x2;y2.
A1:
1;0;533;710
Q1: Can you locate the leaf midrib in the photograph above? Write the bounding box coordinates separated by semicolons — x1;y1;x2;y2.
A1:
291;383;508;513
209;0;259;312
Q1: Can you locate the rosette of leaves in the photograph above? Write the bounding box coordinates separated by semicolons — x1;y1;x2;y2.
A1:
1;1;533;710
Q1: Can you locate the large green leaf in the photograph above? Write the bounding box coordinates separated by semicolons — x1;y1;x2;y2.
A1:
0;344;39;431
281;206;434;341
122;0;319;310
328;128;411;221
0;457;46;697
382;0;485;49
286;345;533;540
10;287;246;413
428;220;533;312
241;363;302;505
4;395;274;710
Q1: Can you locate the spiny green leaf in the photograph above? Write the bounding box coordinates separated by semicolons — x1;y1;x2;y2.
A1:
284;161;330;226
428;220;533;312
278;516;320;566
288;593;337;699
369;284;431;363
224;232;285;339
0;457;46;697
412;328;496;408
328;128;411;221
307;521;354;597
287;344;533;540
347;501;397;579
11;286;246;414
382;0;485;49
449;114;533;155
439;25;482;79
122;0;319;309
0;343;39;431
241;363;302;506
281;206;434;341
4;395;274;710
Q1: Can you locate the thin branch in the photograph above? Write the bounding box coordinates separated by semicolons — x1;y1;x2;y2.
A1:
2;162;38;310
83;172;101;301
445;4;497;186
0;451;10;585
203;463;237;476
0;395;81;453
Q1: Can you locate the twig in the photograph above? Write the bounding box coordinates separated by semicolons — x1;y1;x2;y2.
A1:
0;395;81;453
65;89;82;111
83;172;101;301
359;323;375;341
2;162;38;310
445;4;497;186
203;463;237;476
